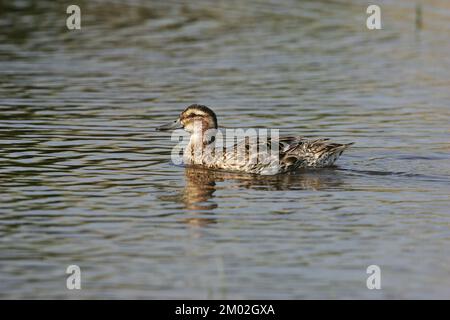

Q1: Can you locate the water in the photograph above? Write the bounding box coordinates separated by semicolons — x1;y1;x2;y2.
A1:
1;0;449;299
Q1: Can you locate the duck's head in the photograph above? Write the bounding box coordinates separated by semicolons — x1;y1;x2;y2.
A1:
157;104;218;133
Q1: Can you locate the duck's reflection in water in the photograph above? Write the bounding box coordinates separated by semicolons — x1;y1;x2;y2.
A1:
182;166;218;227
181;166;345;227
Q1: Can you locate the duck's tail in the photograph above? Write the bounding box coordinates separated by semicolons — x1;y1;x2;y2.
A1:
321;142;354;166
333;142;354;151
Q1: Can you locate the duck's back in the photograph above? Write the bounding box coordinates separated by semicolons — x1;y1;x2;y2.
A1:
197;136;353;175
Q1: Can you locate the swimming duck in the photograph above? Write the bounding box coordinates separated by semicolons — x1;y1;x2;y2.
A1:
157;104;353;175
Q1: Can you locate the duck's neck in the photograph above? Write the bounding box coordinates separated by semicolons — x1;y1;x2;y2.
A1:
185;128;216;164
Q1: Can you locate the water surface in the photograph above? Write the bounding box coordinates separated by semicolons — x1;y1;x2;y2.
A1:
1;0;450;299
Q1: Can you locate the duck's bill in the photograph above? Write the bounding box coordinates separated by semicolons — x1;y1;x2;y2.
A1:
156;118;183;131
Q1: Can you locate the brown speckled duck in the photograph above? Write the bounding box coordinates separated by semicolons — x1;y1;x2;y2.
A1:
157;104;353;175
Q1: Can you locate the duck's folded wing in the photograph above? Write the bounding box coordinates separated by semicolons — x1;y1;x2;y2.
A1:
221;135;352;171
280;138;354;168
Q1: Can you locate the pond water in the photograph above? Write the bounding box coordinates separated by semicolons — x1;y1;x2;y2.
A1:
0;0;449;299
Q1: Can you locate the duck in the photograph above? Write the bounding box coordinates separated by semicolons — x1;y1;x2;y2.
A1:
157;104;353;175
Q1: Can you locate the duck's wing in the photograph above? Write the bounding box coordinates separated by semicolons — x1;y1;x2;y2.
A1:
219;136;352;173
227;136;305;153
218;136;300;173
279;137;354;169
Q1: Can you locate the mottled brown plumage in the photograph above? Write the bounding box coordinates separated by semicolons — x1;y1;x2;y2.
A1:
157;105;354;175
